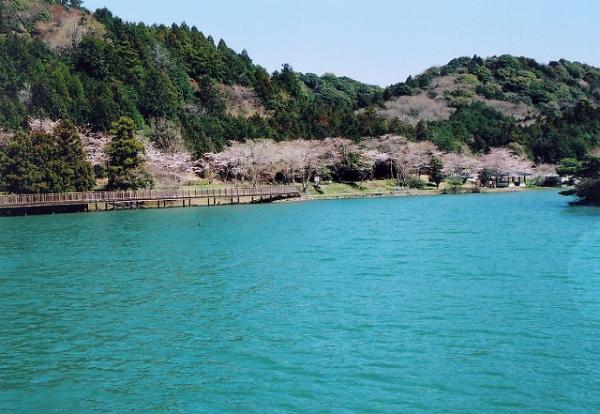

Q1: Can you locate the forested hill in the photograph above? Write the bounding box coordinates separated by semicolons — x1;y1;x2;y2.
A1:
383;55;600;119
0;0;599;163
0;0;383;154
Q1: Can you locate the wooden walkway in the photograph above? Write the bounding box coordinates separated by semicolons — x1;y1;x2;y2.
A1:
0;185;301;211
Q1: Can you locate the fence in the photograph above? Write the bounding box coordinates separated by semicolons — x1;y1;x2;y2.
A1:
0;185;301;208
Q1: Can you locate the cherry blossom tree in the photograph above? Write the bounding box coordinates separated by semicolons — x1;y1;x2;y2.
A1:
479;148;532;176
442;153;480;182
203;137;547;191
478;148;533;186
0;130;13;148
27;118;59;134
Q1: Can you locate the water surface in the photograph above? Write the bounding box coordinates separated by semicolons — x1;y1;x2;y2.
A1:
1;191;599;413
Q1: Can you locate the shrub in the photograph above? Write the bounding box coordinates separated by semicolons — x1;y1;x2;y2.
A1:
456;74;479;84
406;175;427;189
476;83;504;99
443;177;464;194
93;164;107;179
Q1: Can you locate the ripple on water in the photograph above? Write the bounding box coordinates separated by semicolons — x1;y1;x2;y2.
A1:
0;191;599;413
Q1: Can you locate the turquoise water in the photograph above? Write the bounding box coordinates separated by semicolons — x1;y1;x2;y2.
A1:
1;190;599;413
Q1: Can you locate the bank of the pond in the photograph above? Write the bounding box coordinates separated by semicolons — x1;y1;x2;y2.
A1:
275;180;547;203
0;180;556;216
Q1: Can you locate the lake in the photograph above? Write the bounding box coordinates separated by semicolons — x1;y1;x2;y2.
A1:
1;190;599;413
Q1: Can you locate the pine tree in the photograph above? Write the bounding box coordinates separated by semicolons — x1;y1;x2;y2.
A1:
53;120;95;191
0;122;94;194
0;132;42;194
560;155;600;205
415;119;430;141
429;156;445;189
106;117;152;190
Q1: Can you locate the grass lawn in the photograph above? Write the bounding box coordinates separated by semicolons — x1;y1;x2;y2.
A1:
181;179;443;198
303;180;438;198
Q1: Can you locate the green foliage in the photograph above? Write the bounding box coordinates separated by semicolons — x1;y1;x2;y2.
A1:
430;102;519;152
106;117;152;190
556;158;582;177
1;1;599;180
389;117;415;138
93;163;107;179
0;121;94;194
0;7;389;153
525;101;600;163
429;156;444;188
0;34;87;126
443;177;464;194
386;55;600;116
560;155;600;205
356;107;388;137
423;99;599;163
194;76;225;115
140;68;180;119
406;175;427;190
301;72;383;109
456;74;479;84
272;63;303;97
415;119;430;141
568;179;600;205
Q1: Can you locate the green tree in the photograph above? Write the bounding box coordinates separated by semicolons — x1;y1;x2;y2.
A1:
52;120;95;191
429;156;445;189
195;76;225;115
273;63;303;97
415;119;430;141
0;132;42;194
106;117;152;190
140;69;180;119
560;155;600;205
556;158;582;178
356;107;388;137
0;121;94;194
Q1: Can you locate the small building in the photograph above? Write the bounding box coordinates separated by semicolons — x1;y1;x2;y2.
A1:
487;171;533;188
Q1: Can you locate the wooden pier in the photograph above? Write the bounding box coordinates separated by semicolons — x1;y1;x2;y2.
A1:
0;185;301;215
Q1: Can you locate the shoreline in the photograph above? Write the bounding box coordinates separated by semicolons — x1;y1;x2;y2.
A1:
0;185;555;217
276;185;546;203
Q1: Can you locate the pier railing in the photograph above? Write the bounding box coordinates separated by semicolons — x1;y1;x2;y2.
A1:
0;185;301;209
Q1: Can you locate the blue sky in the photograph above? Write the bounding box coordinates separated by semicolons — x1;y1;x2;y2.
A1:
83;0;600;86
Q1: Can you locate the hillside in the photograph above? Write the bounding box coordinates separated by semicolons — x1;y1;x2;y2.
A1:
0;0;384;156
0;0;599;174
381;55;600;123
379;73;538;124
0;0;104;48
